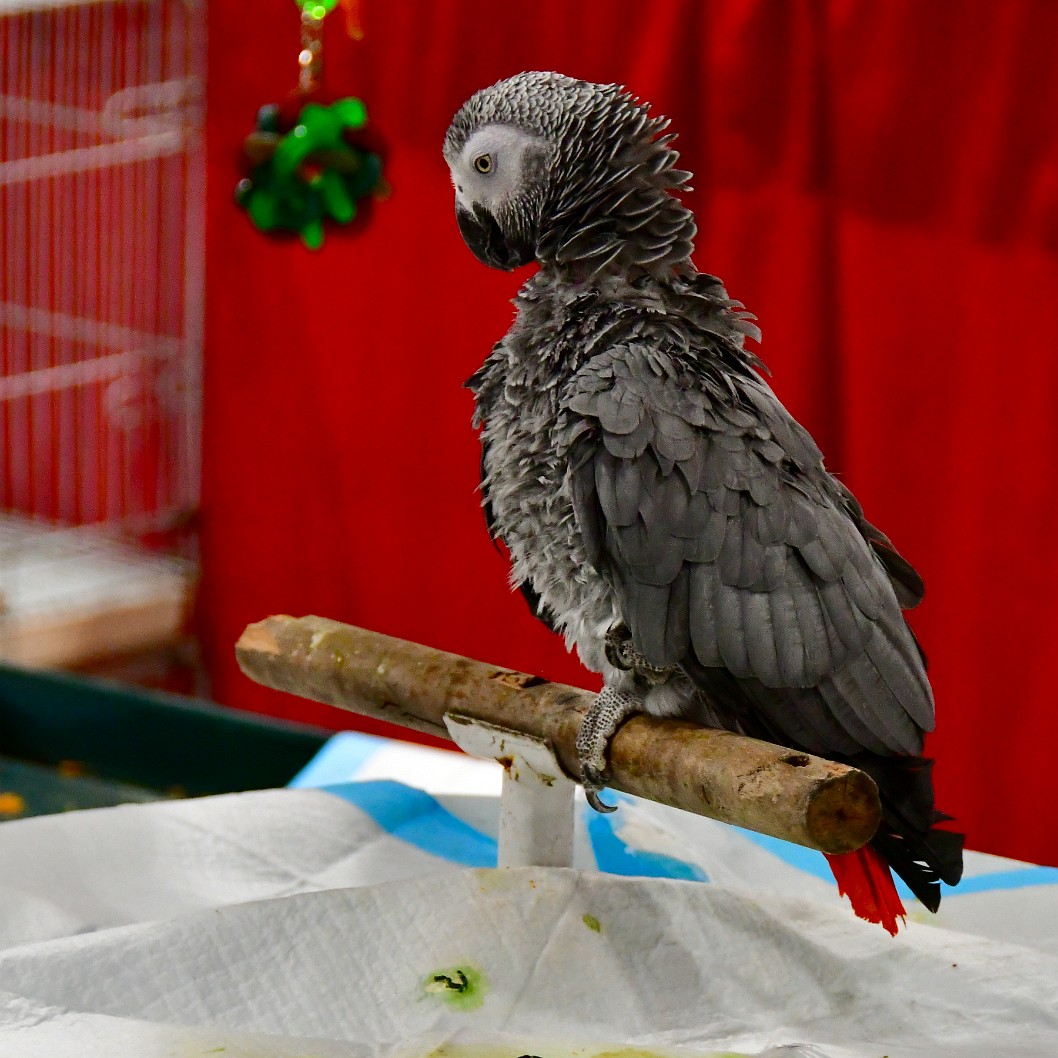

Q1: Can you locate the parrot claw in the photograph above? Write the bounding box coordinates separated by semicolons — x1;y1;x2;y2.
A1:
576;685;642;814
581;765;618;813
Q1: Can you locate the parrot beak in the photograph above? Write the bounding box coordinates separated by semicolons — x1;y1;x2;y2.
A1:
456;203;535;271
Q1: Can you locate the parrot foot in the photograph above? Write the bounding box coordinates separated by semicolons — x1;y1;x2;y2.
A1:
576;686;641;813
605;624;680;686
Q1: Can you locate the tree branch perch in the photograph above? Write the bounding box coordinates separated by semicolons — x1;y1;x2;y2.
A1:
236;614;881;855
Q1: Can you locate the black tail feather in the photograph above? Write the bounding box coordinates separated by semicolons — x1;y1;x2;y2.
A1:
854;752;964;911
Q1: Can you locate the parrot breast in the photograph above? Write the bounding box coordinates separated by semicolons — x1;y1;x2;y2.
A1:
471;281;620;674
467;268;755;684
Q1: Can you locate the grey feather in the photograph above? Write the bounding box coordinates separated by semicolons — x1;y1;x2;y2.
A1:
842;563;885;621
769;587;807;686
665;567;692;660
718;515;743;586
688;563;723;667
819;579;871;652
598;390;645;435
741;591;781;686
628;580;673;665
603;418;654;458
817;675;899;756
738;524;767;591
754;500;790;546
760;545;787;591
684;504;727;562
595;452;634;526
828;648;925;755
797;538;843;581
698;436;727;491
716;582;751;676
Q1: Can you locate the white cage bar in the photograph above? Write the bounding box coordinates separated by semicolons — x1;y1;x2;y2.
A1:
0;0;204;666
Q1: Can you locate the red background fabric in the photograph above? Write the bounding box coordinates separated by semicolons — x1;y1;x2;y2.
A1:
202;0;1058;866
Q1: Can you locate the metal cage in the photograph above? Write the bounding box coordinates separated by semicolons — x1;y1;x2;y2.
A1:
0;0;204;666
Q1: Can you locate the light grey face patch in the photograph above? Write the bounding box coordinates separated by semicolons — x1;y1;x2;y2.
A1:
448;124;549;218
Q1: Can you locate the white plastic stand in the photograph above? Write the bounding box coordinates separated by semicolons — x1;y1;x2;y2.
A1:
444;712;575;868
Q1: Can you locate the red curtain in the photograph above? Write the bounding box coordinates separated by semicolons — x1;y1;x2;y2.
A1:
203;0;1058;865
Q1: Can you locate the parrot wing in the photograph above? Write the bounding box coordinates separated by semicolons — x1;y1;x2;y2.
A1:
565;343;933;759
833;478;926;611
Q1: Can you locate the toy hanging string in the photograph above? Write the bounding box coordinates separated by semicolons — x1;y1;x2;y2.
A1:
235;0;384;250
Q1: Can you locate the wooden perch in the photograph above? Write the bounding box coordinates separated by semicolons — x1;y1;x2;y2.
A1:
236;615;881;855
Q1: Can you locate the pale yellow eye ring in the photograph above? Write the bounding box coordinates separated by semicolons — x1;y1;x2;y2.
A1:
473;154;493;174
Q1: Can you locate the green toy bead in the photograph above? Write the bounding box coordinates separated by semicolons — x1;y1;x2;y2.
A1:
319;169;355;223
271;124;312;178
248;190;279;231
346;151;382;199
255;103;282;133
332;98;368;129
301;218;324;250
300;102;341;137
295;0;338;17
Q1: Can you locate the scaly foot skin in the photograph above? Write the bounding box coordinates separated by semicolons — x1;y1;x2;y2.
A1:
576;685;642;813
606;623;679;685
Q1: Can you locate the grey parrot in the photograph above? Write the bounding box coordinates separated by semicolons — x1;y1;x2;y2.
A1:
444;71;962;929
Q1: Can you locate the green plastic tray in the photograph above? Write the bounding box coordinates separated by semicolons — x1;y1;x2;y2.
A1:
0;663;330;819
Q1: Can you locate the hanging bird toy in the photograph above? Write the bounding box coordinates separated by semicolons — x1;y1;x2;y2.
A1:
235;0;385;249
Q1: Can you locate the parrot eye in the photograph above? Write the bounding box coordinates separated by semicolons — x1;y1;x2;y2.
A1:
473;153;493;174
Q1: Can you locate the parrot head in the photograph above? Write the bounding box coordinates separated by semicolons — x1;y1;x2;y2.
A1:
444;72;696;276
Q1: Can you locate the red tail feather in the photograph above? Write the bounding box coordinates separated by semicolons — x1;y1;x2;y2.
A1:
824;847;906;936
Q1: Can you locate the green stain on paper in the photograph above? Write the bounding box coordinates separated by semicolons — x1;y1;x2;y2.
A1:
595;1052;672;1058
582;913;602;933
421;964;486;1011
595;1053;752;1058
419;1045;752;1058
